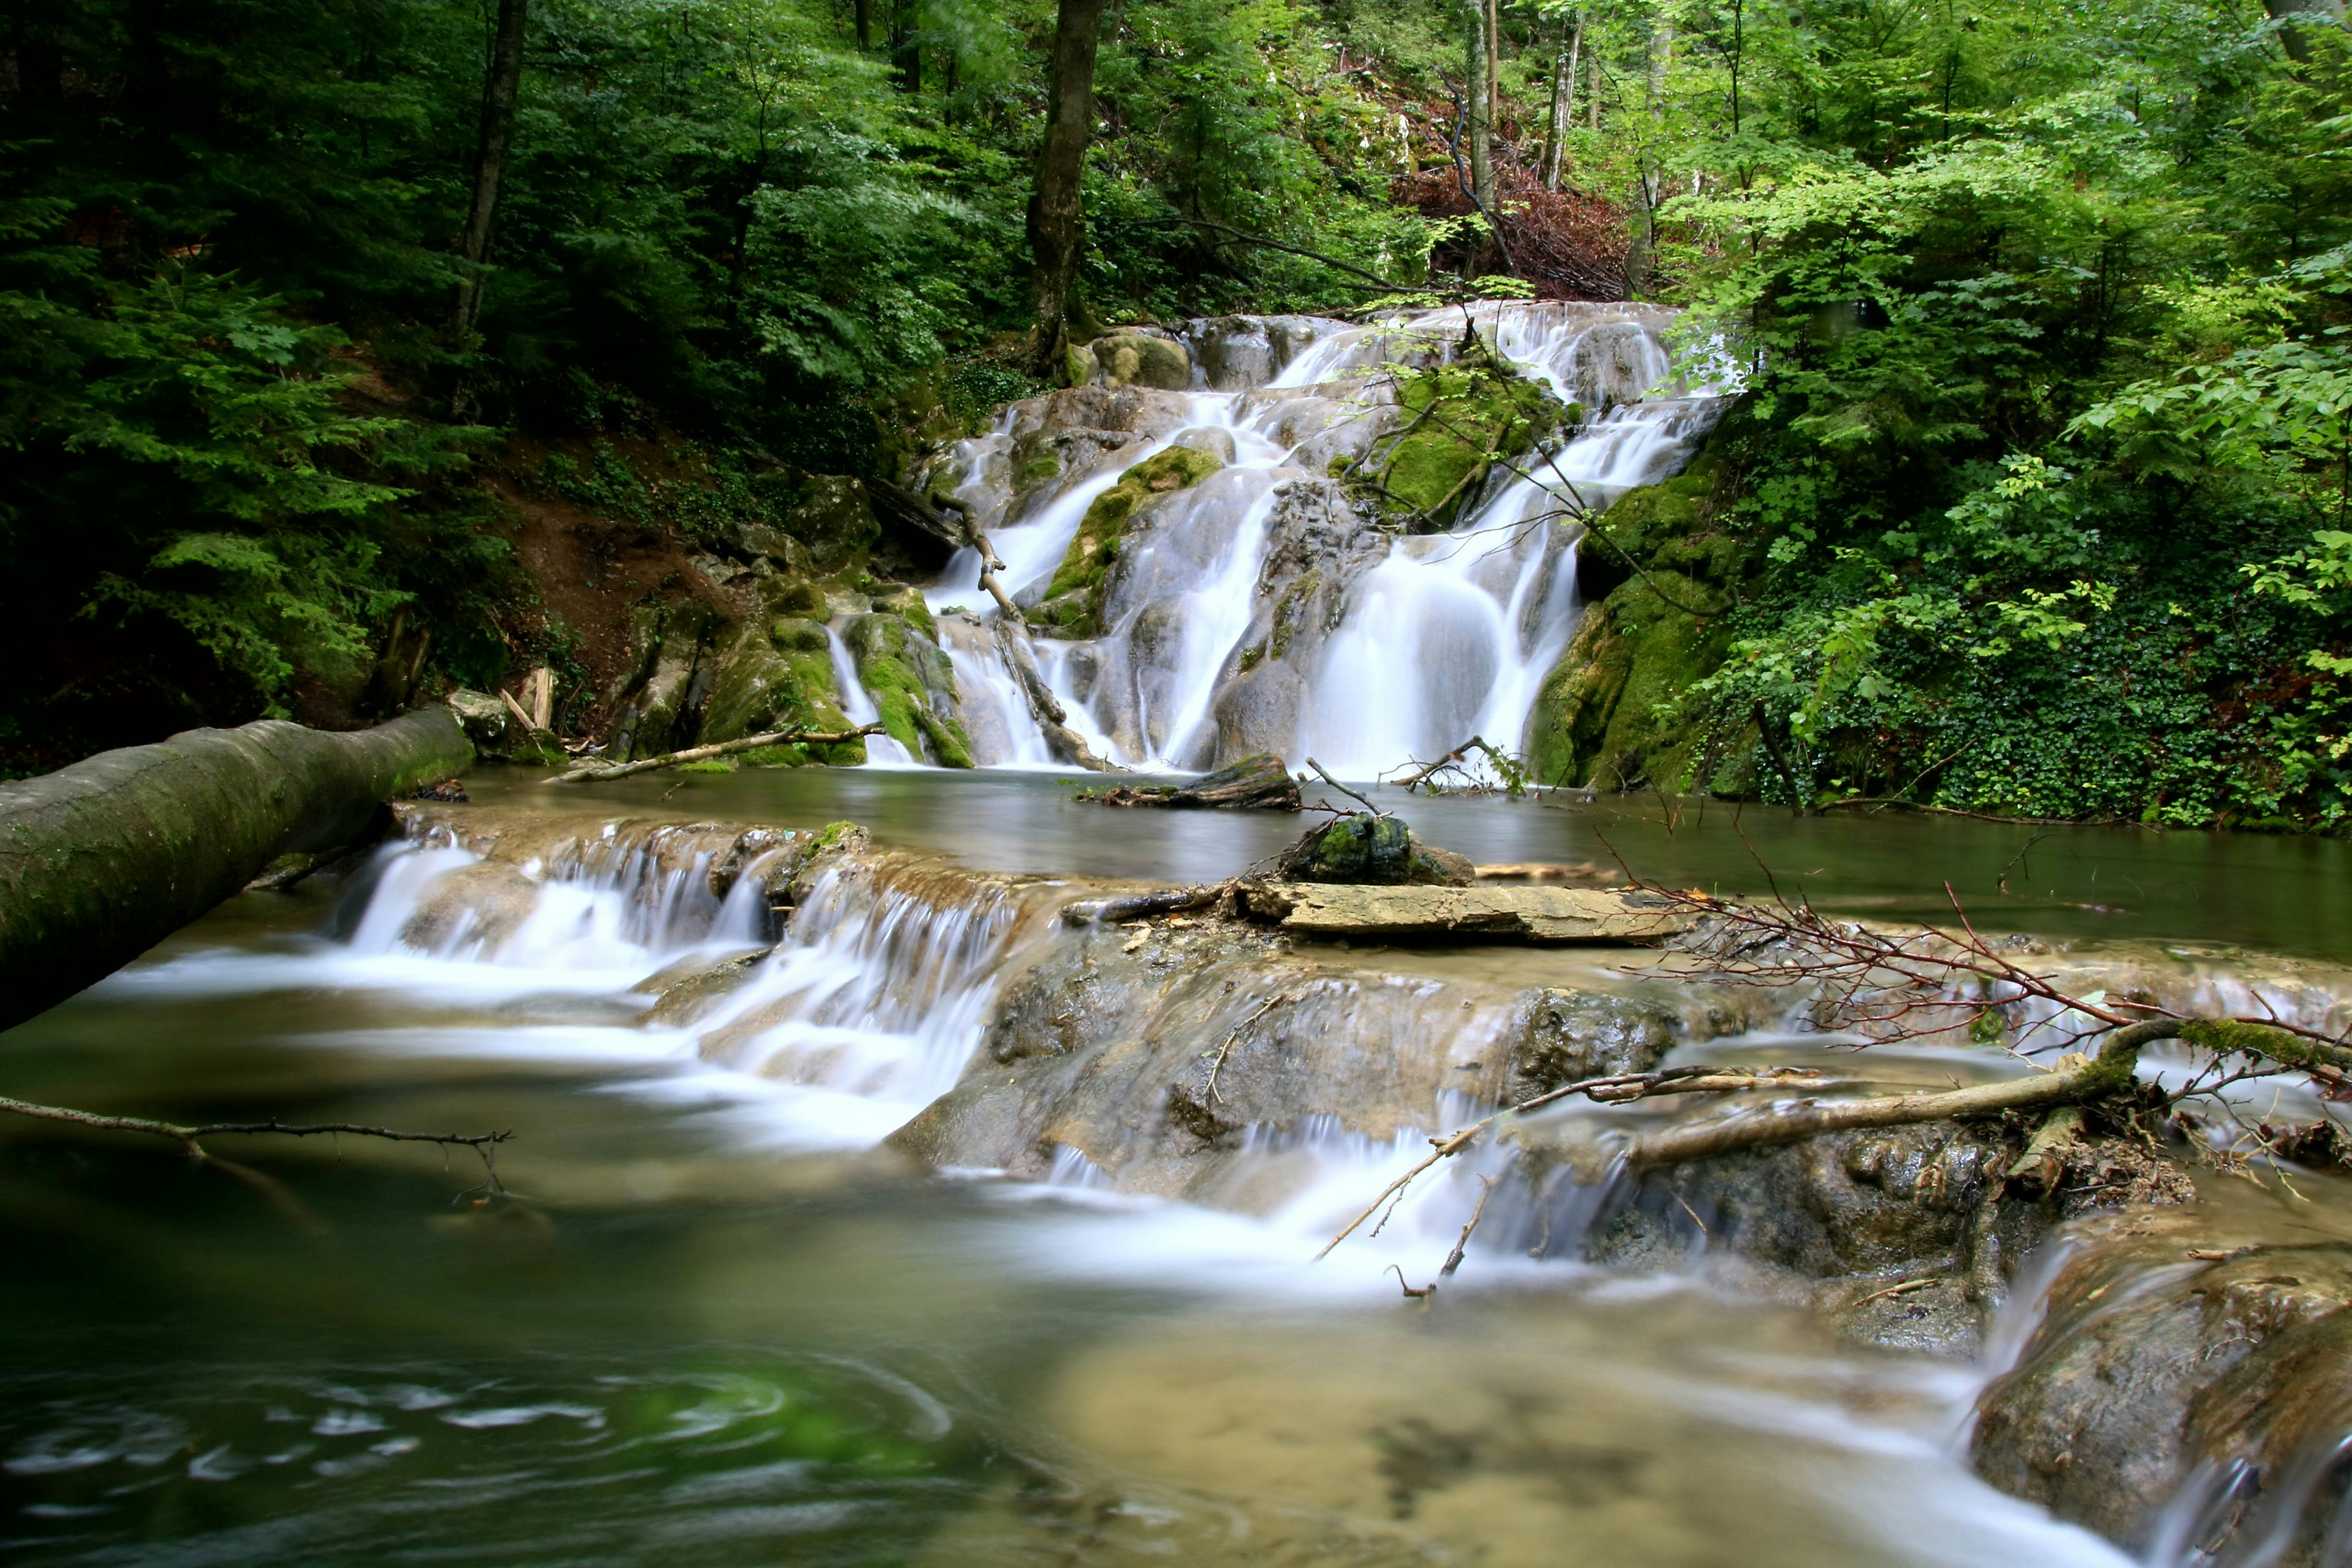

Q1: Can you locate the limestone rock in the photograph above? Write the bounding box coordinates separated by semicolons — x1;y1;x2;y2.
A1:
781;474;881;565
1080;330;1193;391
1239;882;1694;942
1031;445;1225;639
839;610;975;767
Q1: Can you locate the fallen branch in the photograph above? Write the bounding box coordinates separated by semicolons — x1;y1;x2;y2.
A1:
989;619;1114;772
1318;1064;1824;1259
1204;990;1297;1105
550;725;883;783
0;1094;510;1190
1439;1174;1498;1278
1392;735;1514;792
1078;752;1299;810
1305;757;1385;817
1061;884;1228;924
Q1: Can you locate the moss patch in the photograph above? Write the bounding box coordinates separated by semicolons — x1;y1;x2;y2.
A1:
1348;343;1563;532
842;610;975;768
1033;445;1224;638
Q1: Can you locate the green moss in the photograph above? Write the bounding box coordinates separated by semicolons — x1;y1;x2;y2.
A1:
1526;571;1731;790
1358;348;1562;531
677;758;738;773
1033;444;1224;637
1017;452;1062;490
771;617;831;653
844;615;975;768
769;577;827;617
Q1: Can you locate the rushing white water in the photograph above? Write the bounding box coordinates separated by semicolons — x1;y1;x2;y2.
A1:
914;302;1730;776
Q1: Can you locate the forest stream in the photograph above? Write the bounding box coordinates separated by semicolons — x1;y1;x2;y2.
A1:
6;772;2352;1568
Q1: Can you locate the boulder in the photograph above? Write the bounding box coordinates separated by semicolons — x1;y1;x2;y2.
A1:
1031;445;1225;638
781;474;881;565
1077;330;1193;391
1973;1206;2352;1561
839;610;975;767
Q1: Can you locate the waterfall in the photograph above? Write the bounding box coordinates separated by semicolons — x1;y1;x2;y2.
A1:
916;301;1732;776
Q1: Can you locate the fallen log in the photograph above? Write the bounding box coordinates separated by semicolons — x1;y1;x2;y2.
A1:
1240;881;1695;942
0;707;473;1033
1077;752;1300;810
549;724;885;783
1059;884;1226;924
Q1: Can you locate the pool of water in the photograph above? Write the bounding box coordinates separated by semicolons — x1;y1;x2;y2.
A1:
1;771;2343;1566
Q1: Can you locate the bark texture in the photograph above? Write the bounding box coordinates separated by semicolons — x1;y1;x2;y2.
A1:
0;709;472;1032
1029;0;1105;377
451;0;531;336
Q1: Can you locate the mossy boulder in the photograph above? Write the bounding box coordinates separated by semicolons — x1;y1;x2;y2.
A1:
840;610;975;767
1351;347;1563;532
1525;570;1732;790
1074;331;1193;391
1032;445;1225;637
1276;814;1475;886
782;474;882;565
696;620;866;766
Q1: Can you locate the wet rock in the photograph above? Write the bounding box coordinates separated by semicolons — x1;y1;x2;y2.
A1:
1031;445;1225;639
1181;314;1341;389
637;946;772;1026
1973;1204;2352;1562
1076;330;1193;391
1276;815;1473;886
395;860;543;955
839;611;975;767
1211;480;1390;761
694;620;862;765
1508;988;1681;1093
1240;882;1692;943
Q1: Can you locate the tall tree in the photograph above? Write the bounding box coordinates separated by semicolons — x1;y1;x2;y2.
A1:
450;0;530;338
1029;0;1104;376
891;0;921;91
1540;9;1585;191
1466;0;1496;216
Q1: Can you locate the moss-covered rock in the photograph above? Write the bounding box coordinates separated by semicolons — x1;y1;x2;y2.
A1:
781;474;882;565
1275;814;1475;886
1032;445;1225;638
840;611;975;768
1525;570;1731;790
1075;331;1193;391
696;618;865;766
1350;346;1563;532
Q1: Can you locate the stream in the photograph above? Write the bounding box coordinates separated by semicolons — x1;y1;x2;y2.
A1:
6;773;2352;1567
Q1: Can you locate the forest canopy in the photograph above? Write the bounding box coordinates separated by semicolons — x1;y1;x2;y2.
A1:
1;0;2346;823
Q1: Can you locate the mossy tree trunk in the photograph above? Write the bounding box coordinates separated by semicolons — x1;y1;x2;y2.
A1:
1029;0;1104;379
0;709;473;1033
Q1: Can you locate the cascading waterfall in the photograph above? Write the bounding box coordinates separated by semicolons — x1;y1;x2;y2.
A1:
915;301;1732;775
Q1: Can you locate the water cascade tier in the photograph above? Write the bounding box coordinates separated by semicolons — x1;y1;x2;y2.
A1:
915;303;1730;775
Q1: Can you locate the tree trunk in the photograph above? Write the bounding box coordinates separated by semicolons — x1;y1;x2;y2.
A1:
450;0;530;338
0;710;473;1033
1466;0;1496;220
854;0;872;50
1029;0;1105;378
890;0;921;92
2263;0;2346;60
1540;10;1583;192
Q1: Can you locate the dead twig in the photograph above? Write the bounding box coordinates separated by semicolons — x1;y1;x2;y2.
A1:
1204;991;1297;1104
1318;1064;1822;1259
1853;1276;1939;1308
0;1094;511;1191
1440;1174;1499;1277
1305;757;1385;817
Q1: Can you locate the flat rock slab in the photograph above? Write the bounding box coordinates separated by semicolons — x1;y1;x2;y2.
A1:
1241;882;1694;943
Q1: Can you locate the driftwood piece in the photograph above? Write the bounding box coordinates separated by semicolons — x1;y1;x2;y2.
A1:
0;708;473;1033
549;724;884;783
988;618;1114;772
1241;881;1695;943
1059;885;1226;924
1077;752;1300;810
